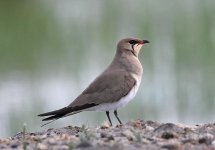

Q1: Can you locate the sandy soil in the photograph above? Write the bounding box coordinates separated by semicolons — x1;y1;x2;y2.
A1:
1;120;215;150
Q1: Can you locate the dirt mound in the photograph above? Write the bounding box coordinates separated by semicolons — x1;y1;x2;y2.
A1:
1;120;215;150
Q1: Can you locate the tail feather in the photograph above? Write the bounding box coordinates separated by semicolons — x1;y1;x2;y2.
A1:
38;107;69;117
38;103;98;124
42;114;64;121
40;112;80;126
40;111;82;127
41;118;61;127
41;110;81;121
38;107;73;126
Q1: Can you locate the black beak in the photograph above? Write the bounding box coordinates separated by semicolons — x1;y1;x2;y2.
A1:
143;40;150;44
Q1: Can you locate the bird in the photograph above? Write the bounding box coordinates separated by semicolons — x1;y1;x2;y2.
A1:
38;38;150;126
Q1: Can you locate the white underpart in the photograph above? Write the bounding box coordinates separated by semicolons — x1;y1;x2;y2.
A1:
86;79;141;111
127;43;143;52
133;44;143;51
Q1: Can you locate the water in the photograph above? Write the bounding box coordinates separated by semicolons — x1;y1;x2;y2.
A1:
0;0;215;137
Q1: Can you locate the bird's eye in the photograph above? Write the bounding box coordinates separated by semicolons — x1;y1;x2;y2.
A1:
129;40;136;45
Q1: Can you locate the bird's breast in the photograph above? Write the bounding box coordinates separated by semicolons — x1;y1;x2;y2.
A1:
86;80;140;111
126;57;143;82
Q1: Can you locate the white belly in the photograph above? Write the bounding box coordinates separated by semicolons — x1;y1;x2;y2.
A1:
86;81;140;111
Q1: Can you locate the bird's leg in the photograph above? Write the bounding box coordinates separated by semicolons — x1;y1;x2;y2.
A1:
106;111;112;126
114;110;122;124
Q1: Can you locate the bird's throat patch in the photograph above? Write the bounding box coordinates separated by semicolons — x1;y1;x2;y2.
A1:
131;44;136;56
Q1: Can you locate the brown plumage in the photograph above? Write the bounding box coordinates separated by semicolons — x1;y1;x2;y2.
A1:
38;38;149;126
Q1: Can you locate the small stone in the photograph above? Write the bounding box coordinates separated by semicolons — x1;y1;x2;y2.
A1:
60;145;69;150
96;140;105;146
198;133;214;145
61;134;69;140
162;143;179;150
47;128;54;132
67;126;73;130
29;133;36;136
48;138;56;145
100;132;107;138
145;125;154;131
0;145;5;149
154;123;184;133
100;121;111;129
0;138;8;143
116;124;123;128
182;138;197;144
122;130;135;141
76;141;92;148
10;143;18;149
212;140;215;146
131;120;142;128
199;133;214;139
145;120;161;128
37;143;47;150
30;135;40;142
161;132;175;139
107;135;114;141
141;138;150;144
40;134;47;139
70;135;79;143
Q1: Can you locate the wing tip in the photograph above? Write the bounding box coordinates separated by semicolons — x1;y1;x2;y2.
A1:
38;114;46;117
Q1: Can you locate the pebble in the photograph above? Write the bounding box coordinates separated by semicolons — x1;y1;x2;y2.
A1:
122;130;135;141
100;132;107;138
198;133;214;144
59;145;69;150
145;125;154;131
37;143;48;150
0;138;9;143
48;138;56;145
69;135;79;143
10;143;18;149
61;134;69;140
100;121;111;129
212;140;215;146
131;120;142;128
162;143;179;150
161;132;175;139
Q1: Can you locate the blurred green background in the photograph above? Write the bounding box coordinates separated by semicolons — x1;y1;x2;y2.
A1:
0;0;215;137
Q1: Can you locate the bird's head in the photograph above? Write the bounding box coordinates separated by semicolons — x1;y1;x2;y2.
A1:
117;38;150;57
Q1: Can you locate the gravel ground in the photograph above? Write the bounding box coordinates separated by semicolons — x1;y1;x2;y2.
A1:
1;120;215;150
